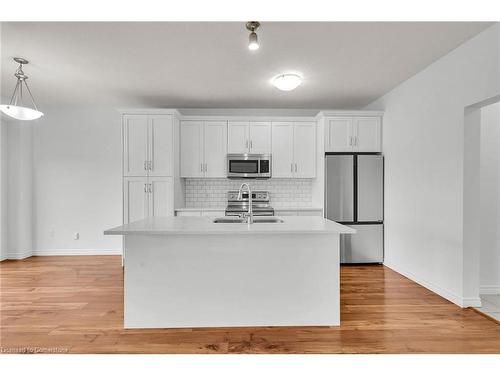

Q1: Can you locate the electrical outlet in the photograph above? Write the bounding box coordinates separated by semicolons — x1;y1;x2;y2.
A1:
74;232;80;240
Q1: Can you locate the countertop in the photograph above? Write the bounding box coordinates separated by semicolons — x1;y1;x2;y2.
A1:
104;216;355;236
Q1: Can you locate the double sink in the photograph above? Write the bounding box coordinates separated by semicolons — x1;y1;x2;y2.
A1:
213;217;284;224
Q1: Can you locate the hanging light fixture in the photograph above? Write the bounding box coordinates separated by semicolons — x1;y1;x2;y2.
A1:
0;57;44;121
246;21;260;51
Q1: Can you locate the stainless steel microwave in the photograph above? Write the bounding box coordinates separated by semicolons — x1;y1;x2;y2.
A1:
227;154;271;179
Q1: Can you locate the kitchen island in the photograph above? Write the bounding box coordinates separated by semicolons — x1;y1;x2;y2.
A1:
104;216;354;328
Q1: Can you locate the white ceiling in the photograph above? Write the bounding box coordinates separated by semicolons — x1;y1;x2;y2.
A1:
0;22;493;109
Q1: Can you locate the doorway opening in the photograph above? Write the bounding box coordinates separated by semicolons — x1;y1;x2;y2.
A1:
463;95;500;321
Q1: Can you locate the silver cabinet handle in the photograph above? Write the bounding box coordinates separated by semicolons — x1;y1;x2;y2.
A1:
149;183;153;193
291;163;293;172
204;163;208;173
349;136;352;146
245;140;249;149
200;163;203;172
144;161;148;170
295;163;297;172
144;183;147;193
149;161;153;171
250;140;253;149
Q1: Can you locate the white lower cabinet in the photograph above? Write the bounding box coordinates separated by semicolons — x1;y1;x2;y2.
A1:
275;209;323;217
175;209;225;217
124;176;173;223
123;176;149;223
176;211;201;217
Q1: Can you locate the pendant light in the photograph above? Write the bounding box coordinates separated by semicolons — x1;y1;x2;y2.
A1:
0;57;44;121
246;21;260;51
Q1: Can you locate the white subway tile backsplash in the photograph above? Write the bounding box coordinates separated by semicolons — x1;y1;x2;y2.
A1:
184;178;313;208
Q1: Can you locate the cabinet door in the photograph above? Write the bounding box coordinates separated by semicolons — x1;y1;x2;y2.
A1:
271;122;294;178
293;122;316;178
149;115;173;176
123;177;148;224
249;121;271;154
228;121;249;153
204;121;227;177
354;117;381;152
326;118;353;152
149;177;174;218
123;115;149;176
180;121;204;177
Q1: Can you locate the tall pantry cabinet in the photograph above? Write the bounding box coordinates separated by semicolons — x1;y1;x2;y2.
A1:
122;113;175;224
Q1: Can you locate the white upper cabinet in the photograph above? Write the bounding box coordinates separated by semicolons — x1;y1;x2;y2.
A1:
326;118;353;152
180;120;227;178
249;122;271;154
325;116;381;152
123;114;174;177
293;122;316;178
227;121;249;153
354;117;381;152
271;121;316;178
123;115;149;176
149;115;174;176
180;121;204;177
203;121;227;177
228;121;271;154
272;122;294;177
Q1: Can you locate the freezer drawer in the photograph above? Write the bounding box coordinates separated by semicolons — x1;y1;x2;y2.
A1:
340;224;383;263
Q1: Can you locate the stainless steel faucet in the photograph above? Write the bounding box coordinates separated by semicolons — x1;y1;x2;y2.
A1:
237;183;253;224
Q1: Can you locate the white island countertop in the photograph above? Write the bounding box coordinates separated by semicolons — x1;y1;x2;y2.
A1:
104;216;355;236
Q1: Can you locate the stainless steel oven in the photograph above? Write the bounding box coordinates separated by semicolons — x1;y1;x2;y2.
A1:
227;154;271;179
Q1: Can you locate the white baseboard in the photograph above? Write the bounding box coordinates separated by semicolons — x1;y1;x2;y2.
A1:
5;250;33;260
1;249;122;260
383;261;473;307
462;297;482;307
480;285;500;295
32;249;122;256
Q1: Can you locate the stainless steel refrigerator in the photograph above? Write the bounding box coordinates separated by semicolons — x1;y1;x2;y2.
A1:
325;154;384;263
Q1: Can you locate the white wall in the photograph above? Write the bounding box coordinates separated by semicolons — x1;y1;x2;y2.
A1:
0;121;6;260
365;24;500;306
480;101;500;293
32;106;122;255
5;123;34;259
0;22;5;261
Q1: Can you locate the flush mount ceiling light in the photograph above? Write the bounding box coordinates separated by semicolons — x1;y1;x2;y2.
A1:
246;21;260;51
0;57;44;121
271;73;303;91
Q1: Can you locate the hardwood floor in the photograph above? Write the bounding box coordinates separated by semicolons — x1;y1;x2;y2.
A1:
1;256;499;353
